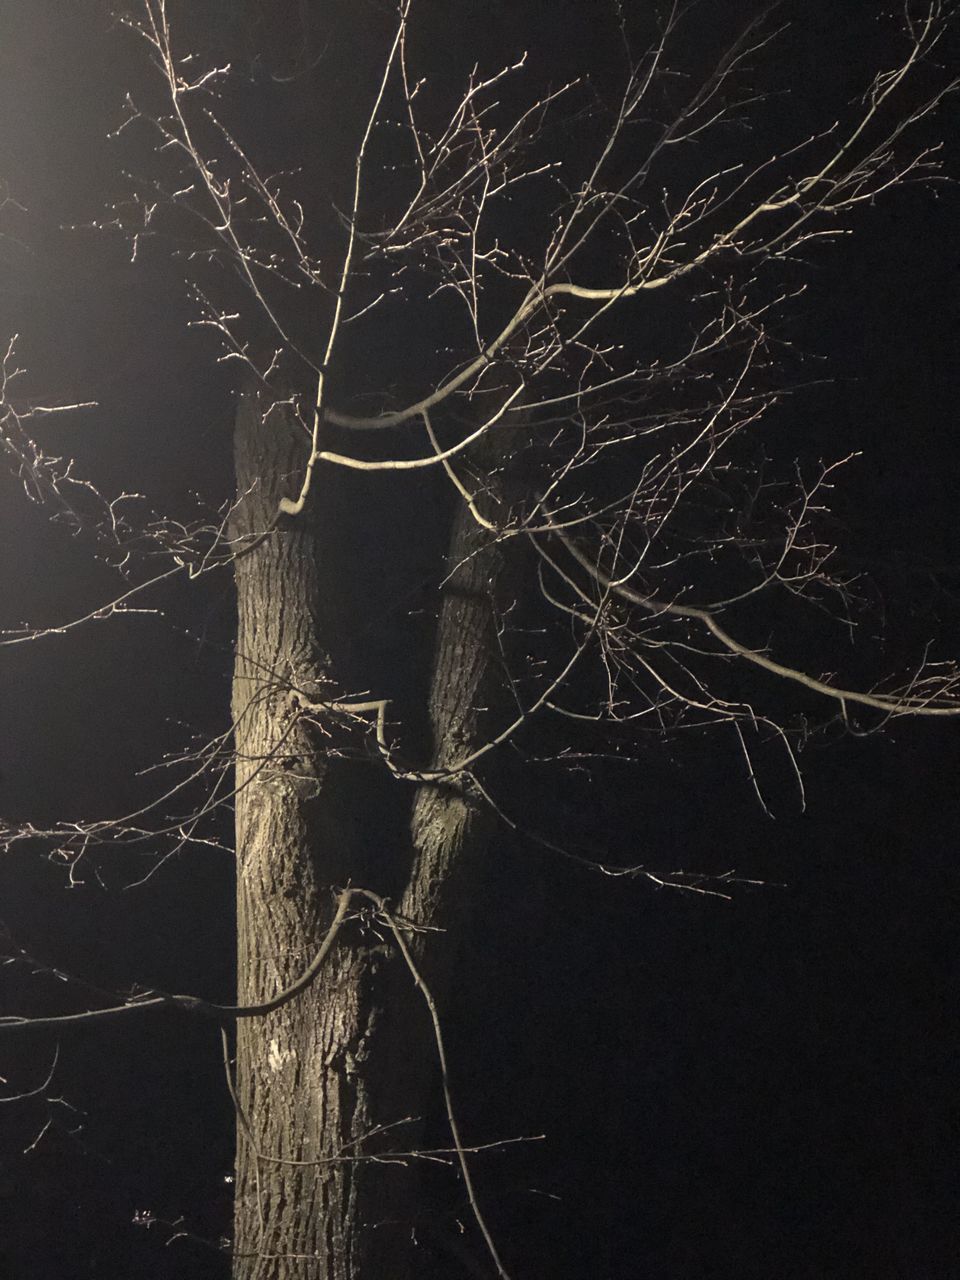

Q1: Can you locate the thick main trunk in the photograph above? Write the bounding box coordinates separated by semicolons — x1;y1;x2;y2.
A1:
230;391;508;1278
231;391;384;1278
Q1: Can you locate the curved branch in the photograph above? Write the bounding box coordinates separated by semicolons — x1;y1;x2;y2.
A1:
0;889;355;1033
554;526;960;718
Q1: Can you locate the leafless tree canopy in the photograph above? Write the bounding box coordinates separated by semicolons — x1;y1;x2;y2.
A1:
1;2;957;1275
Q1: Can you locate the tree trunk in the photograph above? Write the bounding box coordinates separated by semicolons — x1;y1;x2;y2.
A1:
230;389;510;1278
402;480;509;938
230;389;381;1278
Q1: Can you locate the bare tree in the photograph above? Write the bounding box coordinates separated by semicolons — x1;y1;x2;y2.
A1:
1;2;958;1276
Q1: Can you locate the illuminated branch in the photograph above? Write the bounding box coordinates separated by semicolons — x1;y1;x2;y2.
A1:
549;523;960;719
0;888;358;1032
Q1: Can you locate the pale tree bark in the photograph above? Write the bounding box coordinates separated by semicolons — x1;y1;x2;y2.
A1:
402;452;513;940
230;388;511;1278
231;387;377;1278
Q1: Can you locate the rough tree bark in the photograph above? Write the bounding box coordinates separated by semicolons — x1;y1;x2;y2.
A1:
230;388;509;1278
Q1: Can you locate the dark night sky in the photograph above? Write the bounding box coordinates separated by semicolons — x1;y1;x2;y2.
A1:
1;3;959;1277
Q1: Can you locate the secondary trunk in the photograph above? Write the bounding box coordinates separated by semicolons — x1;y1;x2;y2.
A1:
230;390;509;1278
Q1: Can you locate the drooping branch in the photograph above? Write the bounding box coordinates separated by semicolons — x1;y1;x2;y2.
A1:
549;521;960;719
0;888;356;1032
